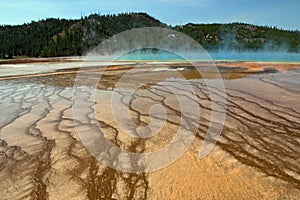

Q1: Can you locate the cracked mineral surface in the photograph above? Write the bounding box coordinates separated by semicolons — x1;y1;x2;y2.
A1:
0;60;299;199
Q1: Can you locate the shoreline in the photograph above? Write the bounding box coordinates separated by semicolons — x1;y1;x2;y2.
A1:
0;58;299;80
1;55;300;64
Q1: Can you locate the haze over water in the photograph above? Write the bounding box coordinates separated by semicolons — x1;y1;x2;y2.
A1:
117;50;300;62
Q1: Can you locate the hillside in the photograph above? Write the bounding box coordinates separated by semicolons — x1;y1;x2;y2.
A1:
0;13;299;59
175;23;300;52
0;13;166;59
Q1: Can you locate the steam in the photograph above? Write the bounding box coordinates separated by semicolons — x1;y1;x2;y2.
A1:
85;25;299;62
216;24;300;54
88;27;212;61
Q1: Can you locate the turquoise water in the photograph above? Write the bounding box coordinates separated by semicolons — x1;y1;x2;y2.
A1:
117;49;184;61
210;52;300;62
115;49;300;62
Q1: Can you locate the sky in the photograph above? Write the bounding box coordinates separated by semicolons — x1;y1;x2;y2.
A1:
0;0;299;30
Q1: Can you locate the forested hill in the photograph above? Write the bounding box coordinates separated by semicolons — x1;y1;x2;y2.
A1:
0;13;166;58
175;23;300;52
0;12;299;59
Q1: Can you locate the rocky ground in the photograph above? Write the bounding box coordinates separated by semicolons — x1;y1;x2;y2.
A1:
0;61;299;199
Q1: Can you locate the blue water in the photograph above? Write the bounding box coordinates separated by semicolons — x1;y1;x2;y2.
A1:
117;49;184;61
115;50;300;62
210;52;300;62
118;51;183;61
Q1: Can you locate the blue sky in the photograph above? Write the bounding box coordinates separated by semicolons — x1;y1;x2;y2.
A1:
0;0;299;30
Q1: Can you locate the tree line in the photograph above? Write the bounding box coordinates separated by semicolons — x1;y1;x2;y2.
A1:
0;12;299;59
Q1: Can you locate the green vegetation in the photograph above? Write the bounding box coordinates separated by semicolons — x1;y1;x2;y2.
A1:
0;13;166;59
0;13;299;59
175;23;300;52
